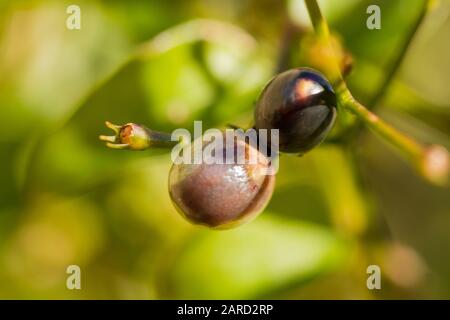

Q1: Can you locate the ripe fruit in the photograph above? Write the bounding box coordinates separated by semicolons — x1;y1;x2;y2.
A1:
168;132;275;229
254;68;337;154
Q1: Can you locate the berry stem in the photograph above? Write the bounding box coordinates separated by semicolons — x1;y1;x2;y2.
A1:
337;85;448;185
337;87;421;159
99;121;177;150
304;0;449;185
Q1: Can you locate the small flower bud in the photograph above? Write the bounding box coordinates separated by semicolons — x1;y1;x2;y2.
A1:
99;121;175;150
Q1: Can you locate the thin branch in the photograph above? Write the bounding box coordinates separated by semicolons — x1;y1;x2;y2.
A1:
368;0;434;109
304;0;449;185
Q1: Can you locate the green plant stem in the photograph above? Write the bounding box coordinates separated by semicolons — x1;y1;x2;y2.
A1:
342;0;434;146
304;0;449;185
368;0;434;109
337;86;423;161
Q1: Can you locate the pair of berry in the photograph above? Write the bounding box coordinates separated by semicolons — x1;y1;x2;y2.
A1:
101;68;337;229
171;68;337;229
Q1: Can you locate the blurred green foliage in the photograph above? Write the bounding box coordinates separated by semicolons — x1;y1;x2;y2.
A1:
0;0;449;299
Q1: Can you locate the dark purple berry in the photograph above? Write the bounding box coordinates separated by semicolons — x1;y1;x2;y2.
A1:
254;68;337;154
168;133;275;229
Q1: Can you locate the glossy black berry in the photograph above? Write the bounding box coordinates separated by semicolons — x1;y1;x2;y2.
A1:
168;132;275;229
254;68;337;154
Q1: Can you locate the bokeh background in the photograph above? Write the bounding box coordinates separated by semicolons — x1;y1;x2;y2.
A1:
0;0;449;299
